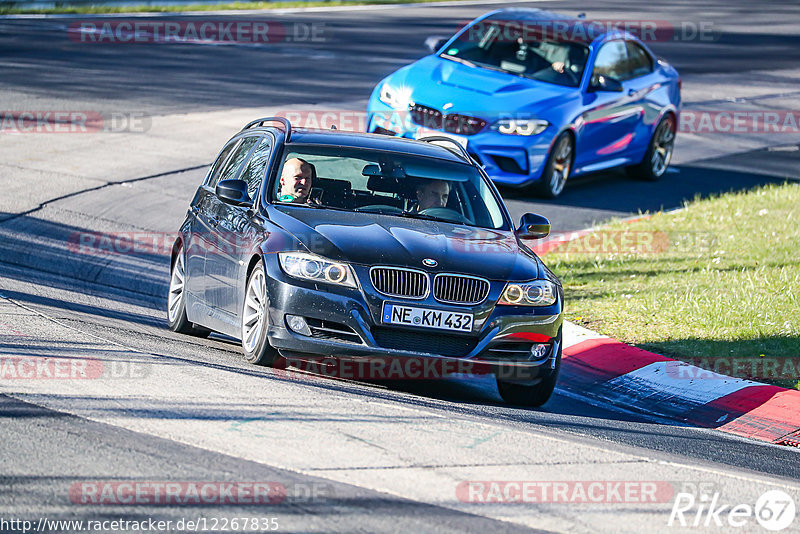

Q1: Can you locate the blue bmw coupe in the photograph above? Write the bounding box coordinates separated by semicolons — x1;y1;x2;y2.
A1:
366;8;681;197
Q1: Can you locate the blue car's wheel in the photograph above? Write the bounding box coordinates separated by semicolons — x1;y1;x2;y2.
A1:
536;132;573;198
627;114;676;181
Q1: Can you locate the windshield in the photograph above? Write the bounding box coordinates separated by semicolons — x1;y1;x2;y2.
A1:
272;145;508;230
441;20;589;88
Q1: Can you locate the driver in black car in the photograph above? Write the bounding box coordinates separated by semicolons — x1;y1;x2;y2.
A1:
278;158;317;204
415;179;451;211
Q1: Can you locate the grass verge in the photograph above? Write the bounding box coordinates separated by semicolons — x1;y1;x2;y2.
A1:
546;182;800;389
0;0;451;15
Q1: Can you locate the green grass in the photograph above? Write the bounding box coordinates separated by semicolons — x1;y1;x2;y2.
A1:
546;182;800;389
0;0;450;15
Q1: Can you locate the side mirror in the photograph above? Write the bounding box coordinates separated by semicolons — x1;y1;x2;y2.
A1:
589;74;623;93
425;35;448;54
216;179;251;206
516;213;550;240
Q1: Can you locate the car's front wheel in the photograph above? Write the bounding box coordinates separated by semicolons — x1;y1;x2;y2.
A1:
626;114;676;181
241;261;279;366
536;132;573;198
496;337;561;407
167;244;209;337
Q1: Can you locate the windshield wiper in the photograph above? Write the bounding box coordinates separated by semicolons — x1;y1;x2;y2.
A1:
399;211;454;224
440;54;476;68
280;203;352;212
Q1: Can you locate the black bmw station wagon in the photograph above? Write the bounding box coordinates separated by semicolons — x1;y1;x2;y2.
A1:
168;118;564;406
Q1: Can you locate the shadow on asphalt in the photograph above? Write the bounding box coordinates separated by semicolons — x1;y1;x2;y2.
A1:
500;161;790;216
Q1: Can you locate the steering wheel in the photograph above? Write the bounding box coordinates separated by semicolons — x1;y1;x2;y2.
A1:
418;207;470;224
562;66;581;86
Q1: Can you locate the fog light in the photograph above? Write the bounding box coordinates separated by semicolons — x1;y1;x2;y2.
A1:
286;315;311;336
530;343;548;360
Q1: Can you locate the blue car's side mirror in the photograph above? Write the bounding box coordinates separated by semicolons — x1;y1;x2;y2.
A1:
425;35;448;54
589;74;623;93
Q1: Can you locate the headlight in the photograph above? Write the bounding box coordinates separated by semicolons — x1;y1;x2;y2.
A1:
498;280;557;306
278;252;357;288
492;119;549;136
378;82;408;110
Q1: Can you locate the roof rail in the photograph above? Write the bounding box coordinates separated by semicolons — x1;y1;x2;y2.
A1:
417;136;474;165
242;117;292;141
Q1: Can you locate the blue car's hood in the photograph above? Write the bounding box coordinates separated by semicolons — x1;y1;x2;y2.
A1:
391;55;577;120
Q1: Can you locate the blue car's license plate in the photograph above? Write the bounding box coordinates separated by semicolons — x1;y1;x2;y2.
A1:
382;303;473;332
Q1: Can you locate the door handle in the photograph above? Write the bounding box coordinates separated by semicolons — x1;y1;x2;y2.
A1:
627;89;637;96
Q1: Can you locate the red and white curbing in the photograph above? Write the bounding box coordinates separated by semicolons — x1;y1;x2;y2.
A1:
560;321;800;447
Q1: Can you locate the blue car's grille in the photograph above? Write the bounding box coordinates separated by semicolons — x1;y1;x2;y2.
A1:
409;103;486;136
443;114;486;135
409;103;443;130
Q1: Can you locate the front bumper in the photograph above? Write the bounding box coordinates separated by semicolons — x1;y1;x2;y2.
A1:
263;255;563;380
366;101;557;187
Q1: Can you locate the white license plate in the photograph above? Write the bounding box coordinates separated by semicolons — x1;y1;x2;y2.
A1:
382;303;473;332
413;127;468;148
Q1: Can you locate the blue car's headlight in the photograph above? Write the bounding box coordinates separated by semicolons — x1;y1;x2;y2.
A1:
378;82;410;110
492;119;549;136
498;280;557;306
278;252;357;288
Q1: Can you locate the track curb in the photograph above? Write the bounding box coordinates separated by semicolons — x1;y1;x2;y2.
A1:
548;213;800;448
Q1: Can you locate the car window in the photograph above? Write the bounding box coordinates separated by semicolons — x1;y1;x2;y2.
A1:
239;136;273;204
440;21;589;88
625;41;653;79
206;140;239;186
211;136;260;187
592;40;628;81
271;145;509;230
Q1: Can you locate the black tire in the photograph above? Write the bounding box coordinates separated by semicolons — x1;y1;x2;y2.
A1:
535;132;573;198
496;336;562;407
626;114;676;181
241;262;279;366
167;244;210;337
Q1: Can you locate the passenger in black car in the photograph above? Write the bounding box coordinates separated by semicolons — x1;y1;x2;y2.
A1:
415;179;451;211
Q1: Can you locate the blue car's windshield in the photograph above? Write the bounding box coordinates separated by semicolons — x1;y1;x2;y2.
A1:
441;20;589;88
272;145;509;230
